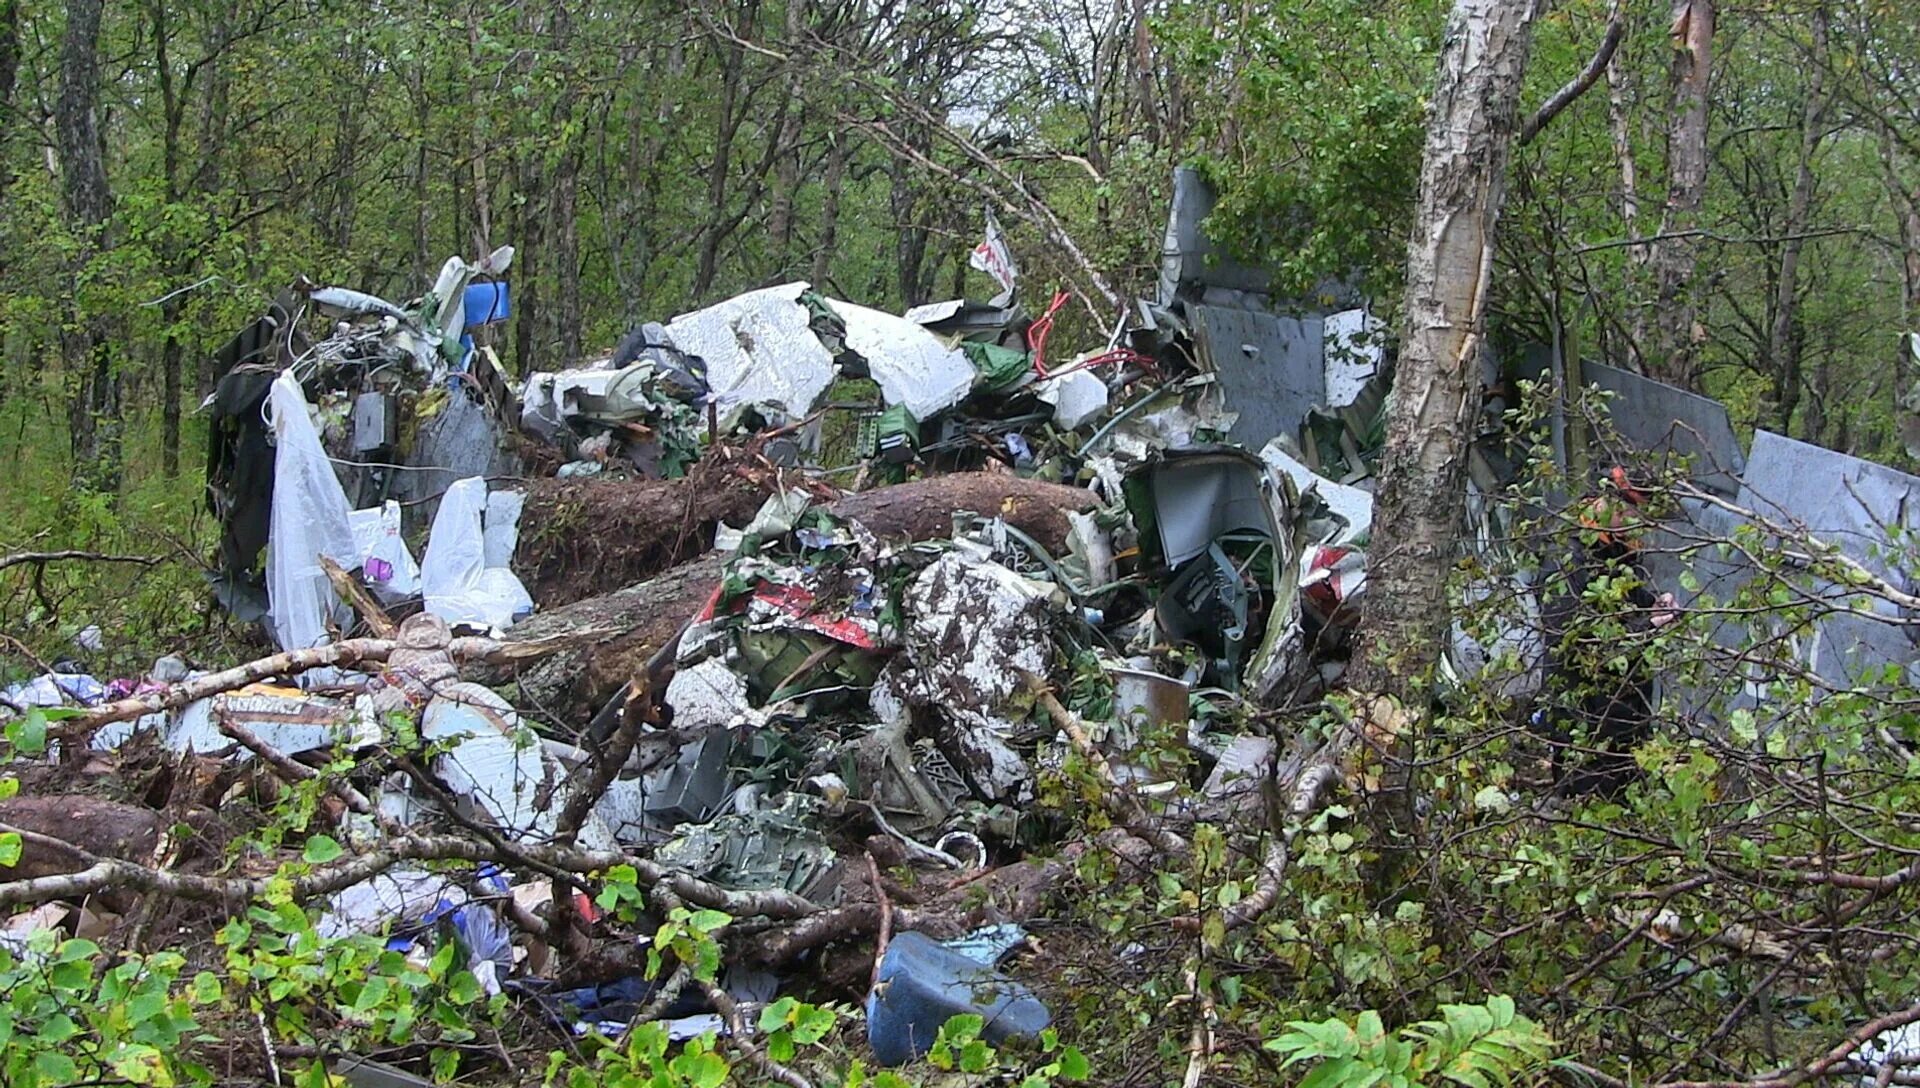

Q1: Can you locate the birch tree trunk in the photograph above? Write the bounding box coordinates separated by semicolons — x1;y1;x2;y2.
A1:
1346;0;1540;859
1650;0;1713;388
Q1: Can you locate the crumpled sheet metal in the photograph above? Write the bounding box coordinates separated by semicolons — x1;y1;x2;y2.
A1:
1322;307;1384;410
421;682;558;842
905;553;1055;711
665;282;835;429
897;556;1060;801
1260;440;1373;546
832;298;978;421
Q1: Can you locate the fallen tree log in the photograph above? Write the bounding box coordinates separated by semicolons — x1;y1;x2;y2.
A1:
514;458;780;608
483;473;1100;719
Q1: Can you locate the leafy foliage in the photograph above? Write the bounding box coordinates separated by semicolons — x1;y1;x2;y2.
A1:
1266;998;1555;1088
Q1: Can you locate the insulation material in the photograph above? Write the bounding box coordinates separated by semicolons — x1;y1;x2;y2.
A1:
665;282;836;428
833;299;978;420
1036;369;1109;429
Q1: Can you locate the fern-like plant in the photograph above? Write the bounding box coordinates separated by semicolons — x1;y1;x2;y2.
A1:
1264;995;1555;1088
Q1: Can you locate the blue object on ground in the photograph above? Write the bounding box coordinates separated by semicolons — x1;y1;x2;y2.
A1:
866;930;1051;1066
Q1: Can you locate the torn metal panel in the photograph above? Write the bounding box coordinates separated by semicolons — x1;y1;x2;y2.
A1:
1190;305;1326;454
389;388;525;527
1260;439;1373;546
1581;358;1746;496
904;553;1056;711
1157;166;1273;303
1323;307;1385;409
421;682;557;842
664;282;836;429
1144;449;1284;567
1201;735;1276;804
1730;430;1920;690
833;299;978;421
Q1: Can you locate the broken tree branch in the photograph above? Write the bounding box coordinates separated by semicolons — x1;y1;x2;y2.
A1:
1023;672;1186;856
61;631;606;740
320;556;397;639
1649;1001;1920;1088
0;549;161;572
1519;4;1626;146
0;825;820;920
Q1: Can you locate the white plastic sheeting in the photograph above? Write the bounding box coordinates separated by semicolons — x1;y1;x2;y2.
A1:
835;299;977;420
666;282;836;429
266;372;361;657
347;500;422;604
421;477;533;631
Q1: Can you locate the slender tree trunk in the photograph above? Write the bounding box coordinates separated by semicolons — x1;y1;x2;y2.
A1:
1649;0;1713;388
549;0;581;369
765;0;808;276
811;133;846;287
0;0;20;211
56;0;120;494
1346;0;1540;863
411;41;431;284
1881;134;1920;462
1767;11;1827;438
693;25;750;299
1606;46;1652;372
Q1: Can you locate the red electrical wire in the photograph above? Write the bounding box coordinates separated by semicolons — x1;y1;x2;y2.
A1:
1026;291;1073;378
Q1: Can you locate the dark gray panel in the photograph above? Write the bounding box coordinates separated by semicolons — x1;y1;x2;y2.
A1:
1585;361;1746;496
1734;430;1920;690
1157;167;1273;302
1191;305;1324;453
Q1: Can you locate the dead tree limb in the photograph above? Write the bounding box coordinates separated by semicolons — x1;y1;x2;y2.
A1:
1647;1001;1920;1088
0;549;161;572
320;556;397;638
60;631;605;740
0;826;820;919
1518;2;1626;146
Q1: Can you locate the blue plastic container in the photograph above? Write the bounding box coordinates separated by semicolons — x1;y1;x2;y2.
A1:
464;281;510;325
866;930;1051;1066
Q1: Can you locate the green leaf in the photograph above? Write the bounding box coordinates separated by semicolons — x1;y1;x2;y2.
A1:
34;1051;78;1084
1297;1056;1357;1088
1058;1046;1091;1080
109;1043;172;1086
792;1004;836;1045
0;833;19;869
668;1050;728;1088
8;710;48;757
302;836;344;864
759;996;798;1032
